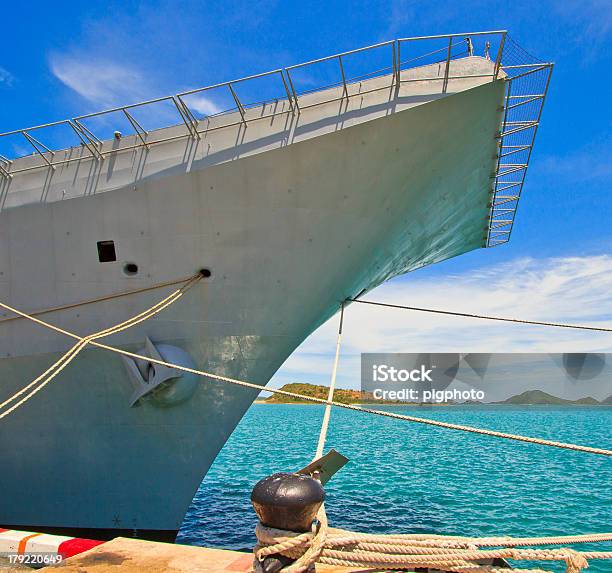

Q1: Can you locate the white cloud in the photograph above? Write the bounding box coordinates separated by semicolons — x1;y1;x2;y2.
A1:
188;94;223;117
269;255;612;391
0;67;14;87
49;54;224;126
50;56;147;107
49;55;188;132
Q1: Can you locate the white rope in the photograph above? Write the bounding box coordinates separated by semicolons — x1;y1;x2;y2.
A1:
0;275;195;326
0;295;611;456
0;274;202;420
314;302;344;460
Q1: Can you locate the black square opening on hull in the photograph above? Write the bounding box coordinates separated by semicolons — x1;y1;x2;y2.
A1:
97;240;117;263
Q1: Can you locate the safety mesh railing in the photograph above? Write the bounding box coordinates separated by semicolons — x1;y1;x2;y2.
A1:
487;36;553;247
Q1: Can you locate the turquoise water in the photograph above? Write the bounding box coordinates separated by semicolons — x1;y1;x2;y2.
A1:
178;404;612;572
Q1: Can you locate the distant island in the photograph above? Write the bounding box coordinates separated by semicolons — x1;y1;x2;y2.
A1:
258;384;610;406
494;390;601;405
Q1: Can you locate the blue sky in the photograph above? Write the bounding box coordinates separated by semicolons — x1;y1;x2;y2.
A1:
1;1;610;388
1;1;610;259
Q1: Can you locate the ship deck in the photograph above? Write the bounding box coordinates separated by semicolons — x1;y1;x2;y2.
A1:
1;32;552;248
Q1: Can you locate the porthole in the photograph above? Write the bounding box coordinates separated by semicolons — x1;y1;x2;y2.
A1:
123;262;139;276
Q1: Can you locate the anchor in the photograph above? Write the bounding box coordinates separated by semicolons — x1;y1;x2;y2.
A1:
121;337;198;407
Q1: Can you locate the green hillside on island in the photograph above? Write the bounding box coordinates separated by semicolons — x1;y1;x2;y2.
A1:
261;384;607;405
263;383;365;404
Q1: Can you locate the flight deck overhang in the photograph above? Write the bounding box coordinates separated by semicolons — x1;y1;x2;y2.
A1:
0;32;552;248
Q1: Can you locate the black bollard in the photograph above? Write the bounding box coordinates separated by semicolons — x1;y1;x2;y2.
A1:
251;473;325;572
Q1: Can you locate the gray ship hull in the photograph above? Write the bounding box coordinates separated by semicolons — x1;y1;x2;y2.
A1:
0;56;505;536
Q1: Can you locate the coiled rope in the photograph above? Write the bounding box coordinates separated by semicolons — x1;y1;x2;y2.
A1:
0;273;203;420
255;522;612;572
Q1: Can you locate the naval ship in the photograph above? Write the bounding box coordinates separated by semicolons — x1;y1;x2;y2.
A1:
0;32;551;541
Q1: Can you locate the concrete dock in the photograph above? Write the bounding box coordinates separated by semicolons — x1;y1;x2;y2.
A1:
0;530;509;572
30;538;368;572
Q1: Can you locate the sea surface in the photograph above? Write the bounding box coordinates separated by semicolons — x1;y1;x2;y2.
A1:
177;404;612;572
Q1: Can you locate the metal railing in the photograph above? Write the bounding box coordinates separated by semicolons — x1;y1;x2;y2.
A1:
0;31;552;249
0;31;509;172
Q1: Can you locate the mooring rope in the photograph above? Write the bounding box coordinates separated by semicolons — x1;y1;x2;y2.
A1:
40;343;612;455
0;298;610;456
348;298;612;332
1;285;611;571
0;273;202;420
253;300;612;572
0;275;196;326
314;302;344;460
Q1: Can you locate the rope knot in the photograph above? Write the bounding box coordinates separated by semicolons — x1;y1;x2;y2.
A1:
563;549;589;573
254;506;328;573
